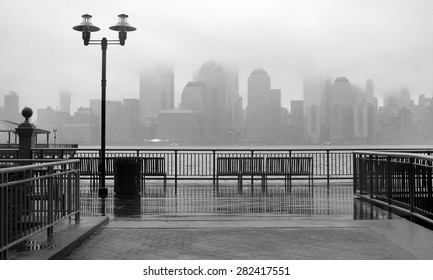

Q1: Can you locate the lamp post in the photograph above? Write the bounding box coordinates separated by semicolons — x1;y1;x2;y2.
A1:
53;128;57;145
73;14;136;197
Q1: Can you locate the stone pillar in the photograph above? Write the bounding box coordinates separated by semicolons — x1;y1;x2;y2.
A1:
15;107;37;160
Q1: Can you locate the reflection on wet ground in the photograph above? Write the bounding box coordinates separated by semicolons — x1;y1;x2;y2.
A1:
79;182;395;220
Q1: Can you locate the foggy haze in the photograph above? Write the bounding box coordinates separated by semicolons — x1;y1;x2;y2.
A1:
1;0;433;113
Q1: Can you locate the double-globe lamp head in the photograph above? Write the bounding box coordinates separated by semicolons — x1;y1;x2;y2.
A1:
73;14;136;46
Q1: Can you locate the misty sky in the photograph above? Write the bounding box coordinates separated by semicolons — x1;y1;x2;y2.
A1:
1;0;433;116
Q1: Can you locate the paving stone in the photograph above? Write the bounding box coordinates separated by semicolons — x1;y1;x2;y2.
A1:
65;226;417;260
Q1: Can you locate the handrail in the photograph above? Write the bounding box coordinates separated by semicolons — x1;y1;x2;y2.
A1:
0;159;80;173
0;159;80;260
353;151;433;224
353;150;433;161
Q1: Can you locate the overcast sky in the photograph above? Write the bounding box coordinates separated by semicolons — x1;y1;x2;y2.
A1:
1;0;433;115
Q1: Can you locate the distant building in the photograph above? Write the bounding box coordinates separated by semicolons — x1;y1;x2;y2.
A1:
121;99;141;145
290;100;304;143
196;60;227;143
306;105;320;143
246;69;271;142
353;104;369;142
63;107;99;145
329;77;354;143
156;110;200;144
4;91;19;123
303;76;324;110
59;90;71;114
139;64;174;126
181;81;206;113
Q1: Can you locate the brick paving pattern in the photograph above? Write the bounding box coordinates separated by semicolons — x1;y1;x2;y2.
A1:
66;227;415;260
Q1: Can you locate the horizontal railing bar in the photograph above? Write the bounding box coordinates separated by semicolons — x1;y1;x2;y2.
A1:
31;147;433;152
0;159;79;174
353;150;433;161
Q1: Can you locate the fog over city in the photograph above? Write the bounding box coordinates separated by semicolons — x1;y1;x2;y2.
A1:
1;0;433;111
2;0;433;146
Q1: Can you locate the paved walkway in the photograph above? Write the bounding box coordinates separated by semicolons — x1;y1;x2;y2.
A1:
65;215;433;260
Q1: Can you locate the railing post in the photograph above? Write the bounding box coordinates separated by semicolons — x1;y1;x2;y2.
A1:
174;150;178;196
47;166;54;237
212;150;216;189
359;155;365;195
0;174;8;260
428;160;433;210
75;165;80;223
369;155;374;199
353;153;357;194
251;150;254;187
409;158;415;213
386;156;392;205
326;150;330;189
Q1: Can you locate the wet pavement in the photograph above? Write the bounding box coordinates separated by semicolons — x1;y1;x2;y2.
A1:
7;183;433;260
65;184;433;260
64;215;433;260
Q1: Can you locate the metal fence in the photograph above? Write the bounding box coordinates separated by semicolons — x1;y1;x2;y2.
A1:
0;159;80;260
353;151;433;221
25;147;433;188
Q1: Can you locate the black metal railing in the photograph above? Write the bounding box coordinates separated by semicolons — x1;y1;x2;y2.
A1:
0;159;80;260
353;151;433;221
3;146;433;189
13;147;433;186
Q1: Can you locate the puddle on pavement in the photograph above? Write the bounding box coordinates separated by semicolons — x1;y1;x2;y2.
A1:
79;185;396;220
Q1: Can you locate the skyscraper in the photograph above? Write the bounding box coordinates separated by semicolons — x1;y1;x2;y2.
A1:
246;69;272;142
139;64;174;125
59;90;71;115
4;91;19;123
329;77;354;143
290;100;304;143
196;60;227;143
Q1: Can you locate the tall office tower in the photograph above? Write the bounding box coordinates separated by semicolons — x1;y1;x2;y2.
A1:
36;107;56;130
196;60;227;143
366;79;374;104
246;69;272;142
329;77;354;143
180;81;206;113
59;90;71;115
303;76;324;109
180;81;207;143
400;87;411;109
290;100;305;143
364;79;377;142
304;76;325;142
224;65;243;131
319;79;333;141
306;105;320;143
122;99;141;145
353;104;369;143
4;91;19;123
139;64;175;125
63;107;99;145
270;89;282;126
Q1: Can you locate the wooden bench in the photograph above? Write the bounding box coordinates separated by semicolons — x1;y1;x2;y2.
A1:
141;157;167;192
77;157;167;192
216;157;265;193
265;157;313;191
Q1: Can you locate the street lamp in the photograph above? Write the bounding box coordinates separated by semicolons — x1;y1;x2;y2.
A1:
53;128;57;145
73;14;137;197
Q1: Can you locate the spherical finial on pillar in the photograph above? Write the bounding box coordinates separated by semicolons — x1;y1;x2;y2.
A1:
22;107;33;123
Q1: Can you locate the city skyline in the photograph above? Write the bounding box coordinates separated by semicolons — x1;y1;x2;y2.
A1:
2;0;433;113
